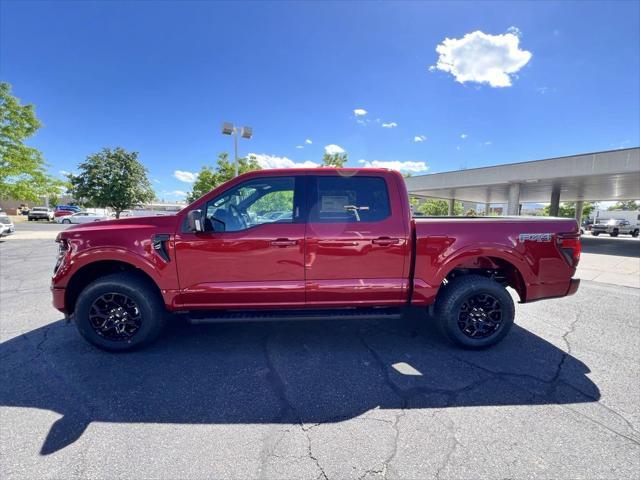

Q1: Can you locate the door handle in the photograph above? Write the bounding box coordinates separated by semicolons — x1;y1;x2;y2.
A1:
372;237;400;246
271;238;298;247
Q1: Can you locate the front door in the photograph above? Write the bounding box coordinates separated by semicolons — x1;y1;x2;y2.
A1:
305;173;410;306
174;175;306;309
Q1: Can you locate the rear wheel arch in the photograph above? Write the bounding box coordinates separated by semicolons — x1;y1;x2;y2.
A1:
438;255;527;302
65;260;164;314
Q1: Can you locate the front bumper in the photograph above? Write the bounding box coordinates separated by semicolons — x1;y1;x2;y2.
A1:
566;278;580;297
51;286;66;313
0;226;14;236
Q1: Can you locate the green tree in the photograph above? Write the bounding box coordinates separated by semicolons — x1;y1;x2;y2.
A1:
322;152;348;168
69;147;155;218
609;200;638;211
543;201;597;219
410;197;464;216
0;82;64;201
187;153;261;202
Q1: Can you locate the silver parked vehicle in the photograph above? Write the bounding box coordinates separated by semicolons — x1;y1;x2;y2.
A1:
0;213;15;237
591;218;639;237
27;206;54;221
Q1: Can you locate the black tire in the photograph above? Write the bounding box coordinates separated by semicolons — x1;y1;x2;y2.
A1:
62;219;71;224
74;272;167;351
435;275;515;349
28;217;33;222
610;229;618;237
632;230;639;238
592;231;600;236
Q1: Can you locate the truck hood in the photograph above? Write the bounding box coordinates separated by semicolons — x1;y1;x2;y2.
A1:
65;215;178;233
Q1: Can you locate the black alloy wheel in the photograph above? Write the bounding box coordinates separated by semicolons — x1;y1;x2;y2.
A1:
457;293;503;339
88;293;143;341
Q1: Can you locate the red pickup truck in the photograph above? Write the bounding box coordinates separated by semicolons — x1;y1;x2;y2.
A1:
51;168;581;351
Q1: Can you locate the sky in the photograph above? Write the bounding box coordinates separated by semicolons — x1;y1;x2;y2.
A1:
1;0;639;202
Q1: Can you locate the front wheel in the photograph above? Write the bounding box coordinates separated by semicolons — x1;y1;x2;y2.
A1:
62;219;71;224
632;229;639;238
74;272;167;351
435;275;515;349
610;229;619;237
592;231;600;236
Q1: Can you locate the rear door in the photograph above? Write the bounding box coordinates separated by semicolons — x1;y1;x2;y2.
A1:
304;173;410;306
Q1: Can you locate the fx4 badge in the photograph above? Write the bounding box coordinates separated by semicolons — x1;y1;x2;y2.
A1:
519;233;553;242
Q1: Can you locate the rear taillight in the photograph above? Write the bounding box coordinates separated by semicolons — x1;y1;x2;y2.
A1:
557;233;581;267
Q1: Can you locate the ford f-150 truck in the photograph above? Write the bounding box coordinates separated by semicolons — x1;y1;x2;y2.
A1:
51;168;581;351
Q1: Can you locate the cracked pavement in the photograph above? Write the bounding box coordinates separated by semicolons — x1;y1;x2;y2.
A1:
1;225;639;479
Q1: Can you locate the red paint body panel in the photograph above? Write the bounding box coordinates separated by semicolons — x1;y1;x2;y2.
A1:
51;168;580;315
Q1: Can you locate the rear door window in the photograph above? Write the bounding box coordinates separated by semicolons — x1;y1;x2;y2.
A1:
309;176;391;223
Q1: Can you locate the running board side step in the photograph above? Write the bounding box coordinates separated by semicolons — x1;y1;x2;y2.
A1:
186;307;405;324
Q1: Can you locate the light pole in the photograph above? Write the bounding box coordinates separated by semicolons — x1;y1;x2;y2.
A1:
221;122;253;177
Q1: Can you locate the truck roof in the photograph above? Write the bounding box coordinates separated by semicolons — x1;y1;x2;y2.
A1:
239;167;397;175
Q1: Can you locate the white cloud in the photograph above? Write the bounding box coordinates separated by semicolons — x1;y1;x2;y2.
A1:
460;133;468;139
163;190;188;198
413;135;426;142
382;122;398;128
358;159;429;173
249;153;319;169
173;170;198;183
153;178;162;184
353;108;367;116
295;145;304;149
59;169;71;177
484;141;492;145
324;144;346;155
305;139;313;144
431;28;532;87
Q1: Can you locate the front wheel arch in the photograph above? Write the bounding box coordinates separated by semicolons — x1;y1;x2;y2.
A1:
65;260;164;315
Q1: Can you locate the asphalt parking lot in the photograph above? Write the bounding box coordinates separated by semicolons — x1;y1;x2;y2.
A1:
1;224;639;479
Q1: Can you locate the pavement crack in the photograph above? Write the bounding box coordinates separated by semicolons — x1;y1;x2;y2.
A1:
261;327;329;480
434;416;463;480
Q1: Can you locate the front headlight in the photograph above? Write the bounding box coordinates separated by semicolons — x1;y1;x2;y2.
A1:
54;238;69;273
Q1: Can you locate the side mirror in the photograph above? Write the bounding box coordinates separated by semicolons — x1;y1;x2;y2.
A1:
187;209;204;232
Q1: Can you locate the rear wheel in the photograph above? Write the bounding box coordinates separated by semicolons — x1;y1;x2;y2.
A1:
74;272;167;351
632;229;639;238
435;275;514;349
592;231;600;236
610;229;619;237
62;219;71;224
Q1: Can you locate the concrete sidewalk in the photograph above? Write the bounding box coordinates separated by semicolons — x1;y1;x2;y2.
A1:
577;253;640;288
577;235;640;289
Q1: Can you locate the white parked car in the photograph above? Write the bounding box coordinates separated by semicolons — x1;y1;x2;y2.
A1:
56;212;110;224
0;213;15;237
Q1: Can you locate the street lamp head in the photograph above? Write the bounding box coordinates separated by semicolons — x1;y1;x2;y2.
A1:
241;126;253;139
221;122;234;135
